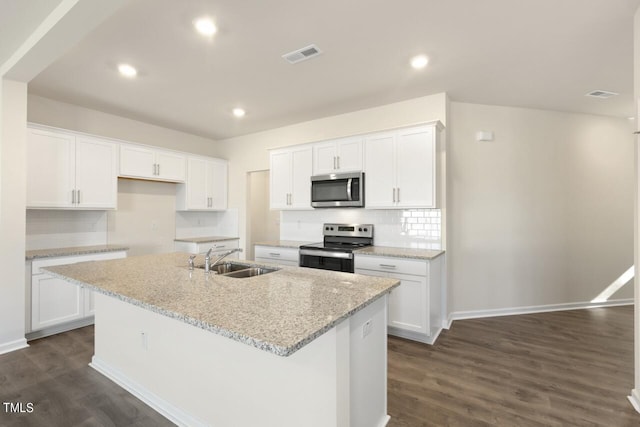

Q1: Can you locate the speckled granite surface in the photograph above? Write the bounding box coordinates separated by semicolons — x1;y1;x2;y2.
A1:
43;253;398;357
355;246;445;260
174;236;239;243
254;240;314;249
26;245;129;261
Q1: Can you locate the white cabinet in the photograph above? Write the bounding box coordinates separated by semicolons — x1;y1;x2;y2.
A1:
175;239;239;256
312;136;363;175
177;156;228;211
254;245;299;267
364;122;442;209
29;251;127;336
355;253;444;344
269;146;312;210
27;128;117;209
120;143;186;182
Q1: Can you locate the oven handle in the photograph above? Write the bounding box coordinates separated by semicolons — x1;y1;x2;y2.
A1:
299;249;353;259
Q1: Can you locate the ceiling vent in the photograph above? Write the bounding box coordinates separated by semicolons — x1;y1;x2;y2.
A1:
282;44;322;64
585;90;619;99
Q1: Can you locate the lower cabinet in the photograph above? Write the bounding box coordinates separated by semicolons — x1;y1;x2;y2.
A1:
254;245;299;267
28;251;127;338
174;239;240;258
355;254;444;344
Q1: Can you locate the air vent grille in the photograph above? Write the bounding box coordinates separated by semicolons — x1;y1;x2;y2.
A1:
585;90;619;99
282;44;322;64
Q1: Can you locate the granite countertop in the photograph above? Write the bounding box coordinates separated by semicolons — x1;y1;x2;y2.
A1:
26;245;129;261
254;240;314;249
174;236;239;243
43;253;399;357
355;246;445;260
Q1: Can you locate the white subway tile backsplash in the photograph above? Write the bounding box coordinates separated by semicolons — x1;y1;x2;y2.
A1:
26;210;108;250
175;209;239;239
281;208;441;249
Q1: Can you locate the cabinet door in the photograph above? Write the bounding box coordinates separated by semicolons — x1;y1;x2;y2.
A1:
120;144;155;179
32;274;83;330
336;137;363;172
387;272;428;334
26;128;75;208
396;126;436;208
270;150;292;209
313;141;338;175
364;132;395;208
75;136;117;209
208;159;228;210
186;157;208;209
290;147;312;209
156;150;186;182
84;288;95;317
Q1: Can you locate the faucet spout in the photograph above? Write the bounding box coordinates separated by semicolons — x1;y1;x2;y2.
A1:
204;247;243;273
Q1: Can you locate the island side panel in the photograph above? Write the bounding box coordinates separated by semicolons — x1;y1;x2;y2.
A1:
91;293;346;427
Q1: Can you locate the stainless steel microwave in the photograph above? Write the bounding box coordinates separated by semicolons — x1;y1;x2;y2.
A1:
311;172;364;208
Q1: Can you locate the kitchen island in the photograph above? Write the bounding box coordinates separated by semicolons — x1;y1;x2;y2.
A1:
44;253;399;427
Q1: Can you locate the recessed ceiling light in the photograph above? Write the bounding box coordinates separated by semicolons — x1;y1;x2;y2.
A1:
194;17;217;37
410;55;429;69
232;108;245;118
118;63;137;77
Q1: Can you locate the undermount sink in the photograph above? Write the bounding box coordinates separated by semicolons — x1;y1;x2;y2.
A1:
196;262;278;278
223;267;278;278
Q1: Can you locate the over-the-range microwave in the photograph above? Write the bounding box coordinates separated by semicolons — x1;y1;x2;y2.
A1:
310;172;364;208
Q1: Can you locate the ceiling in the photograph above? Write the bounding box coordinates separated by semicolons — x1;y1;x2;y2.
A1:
25;0;640;140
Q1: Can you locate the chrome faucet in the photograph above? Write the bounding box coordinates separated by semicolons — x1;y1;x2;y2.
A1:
204;248;243;273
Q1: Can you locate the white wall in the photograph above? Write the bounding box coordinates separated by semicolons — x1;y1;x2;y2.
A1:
247;170;279;259
448;102;635;314
0;79;28;353
218;93;448;251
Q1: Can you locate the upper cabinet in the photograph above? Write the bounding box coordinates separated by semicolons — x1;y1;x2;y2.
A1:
119;144;186;182
364;122;442;209
312;136;363;175
176;156;228;211
27;127;117;209
270;146;312;210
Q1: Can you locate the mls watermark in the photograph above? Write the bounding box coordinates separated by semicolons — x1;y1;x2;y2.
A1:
3;402;34;413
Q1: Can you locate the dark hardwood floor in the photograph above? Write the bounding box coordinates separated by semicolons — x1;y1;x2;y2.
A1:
0;306;637;426
387;305;639;427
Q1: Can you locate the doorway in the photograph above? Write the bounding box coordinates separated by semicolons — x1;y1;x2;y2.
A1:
246;170;280;260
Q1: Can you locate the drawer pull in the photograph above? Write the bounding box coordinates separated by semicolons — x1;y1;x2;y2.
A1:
379;264;397;269
269;253;281;257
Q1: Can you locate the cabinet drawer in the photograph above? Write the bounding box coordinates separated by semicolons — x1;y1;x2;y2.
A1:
32;251;126;274
354;255;427;276
254;246;299;263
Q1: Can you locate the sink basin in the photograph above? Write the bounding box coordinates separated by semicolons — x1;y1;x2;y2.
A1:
222;267;278;278
195;262;278;278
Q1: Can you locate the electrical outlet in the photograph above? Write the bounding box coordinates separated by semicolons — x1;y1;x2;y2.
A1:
362;319;372;338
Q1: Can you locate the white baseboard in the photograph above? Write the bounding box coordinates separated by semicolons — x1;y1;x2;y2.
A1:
388;327;442;345
0;338;28;355
628;389;640;413
90;356;207;427
447;298;634;326
378;414;391;427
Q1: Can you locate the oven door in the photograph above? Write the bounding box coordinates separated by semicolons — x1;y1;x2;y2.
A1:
311;172;363;208
299;249;354;273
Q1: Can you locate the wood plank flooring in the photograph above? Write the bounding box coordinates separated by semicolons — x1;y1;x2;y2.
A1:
0;306;637;426
387;305;639;427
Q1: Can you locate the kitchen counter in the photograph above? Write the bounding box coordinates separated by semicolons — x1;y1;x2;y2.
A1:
173;236;238;243
25;244;129;260
43;252;398;357
254;240;313;248
355;245;444;260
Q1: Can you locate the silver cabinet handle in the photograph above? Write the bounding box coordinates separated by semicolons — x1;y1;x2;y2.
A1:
157;164;160;176
379;264;397;269
392;188;396;203
337;156;340;169
72;190;76;204
269;252;281;257
77;190;80;204
397;187;400;203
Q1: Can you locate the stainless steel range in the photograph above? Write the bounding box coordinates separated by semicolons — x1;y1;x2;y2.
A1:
299;223;373;273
